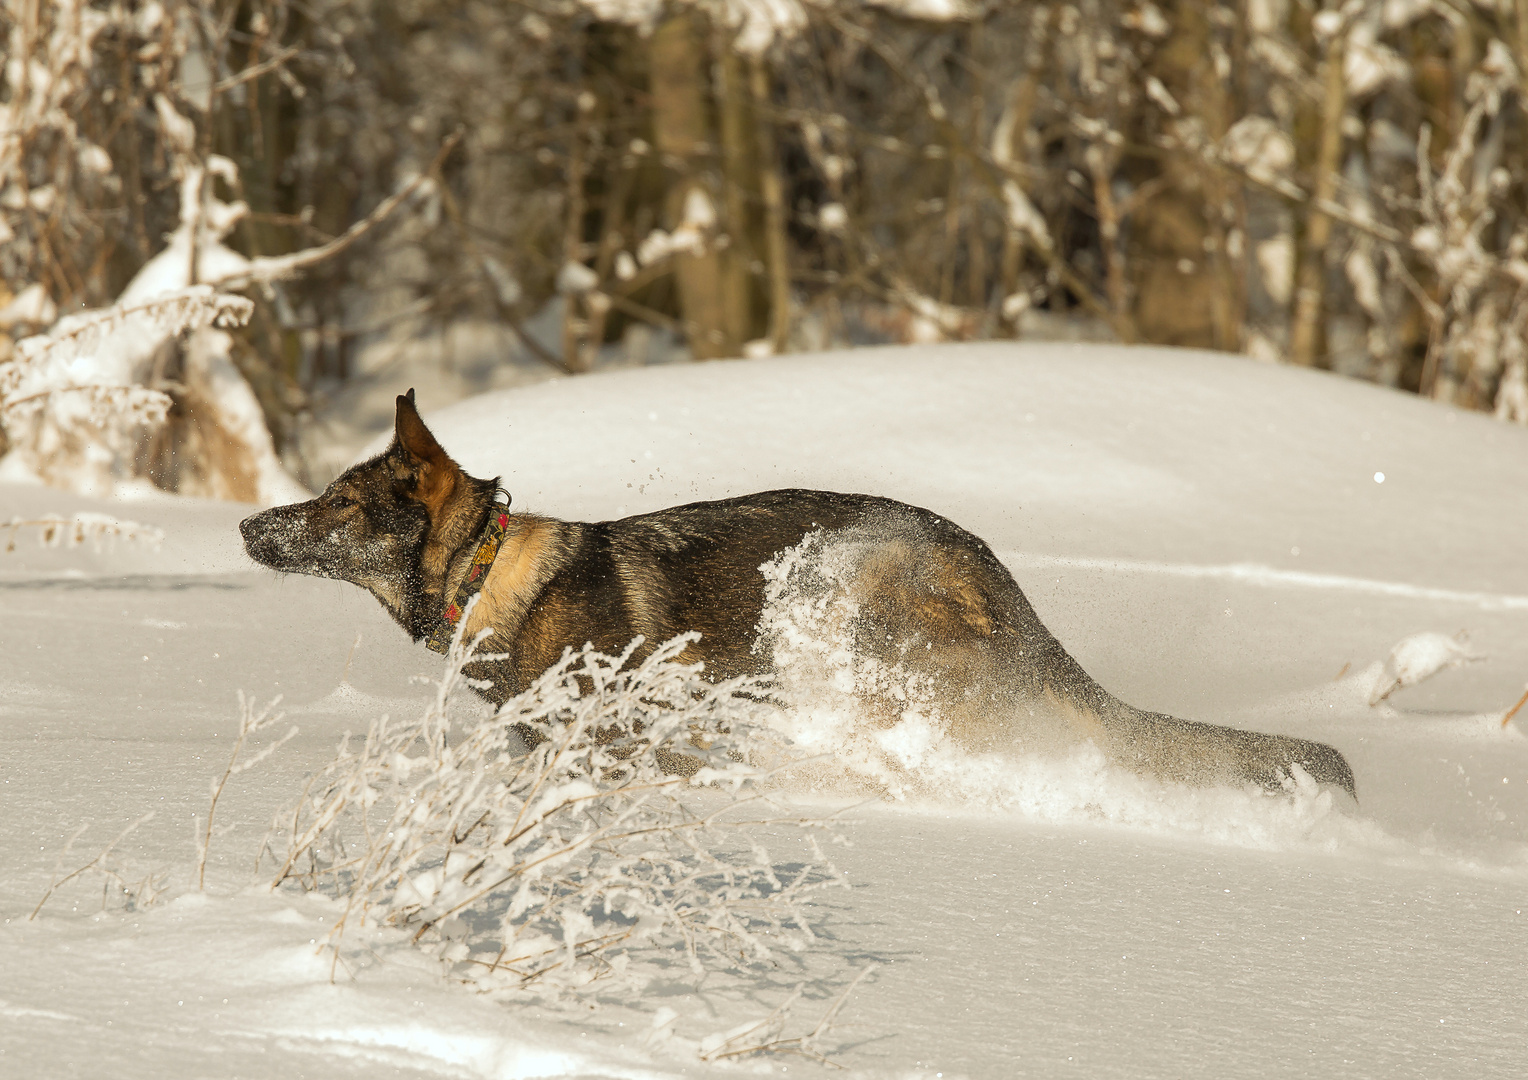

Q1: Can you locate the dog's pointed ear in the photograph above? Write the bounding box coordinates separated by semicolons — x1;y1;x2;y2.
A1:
394;390;458;513
395;390;446;466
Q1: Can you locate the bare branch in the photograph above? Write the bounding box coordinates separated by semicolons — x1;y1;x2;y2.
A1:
212;130;464;290
212;45;302;94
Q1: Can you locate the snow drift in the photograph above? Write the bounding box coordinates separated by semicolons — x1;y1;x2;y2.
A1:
4;343;1528;1078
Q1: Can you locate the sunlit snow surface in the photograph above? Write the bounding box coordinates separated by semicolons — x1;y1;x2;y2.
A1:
3;343;1527;1078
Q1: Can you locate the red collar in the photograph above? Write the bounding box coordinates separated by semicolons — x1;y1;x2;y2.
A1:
425;490;512;654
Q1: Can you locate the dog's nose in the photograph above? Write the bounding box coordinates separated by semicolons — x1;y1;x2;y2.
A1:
239;512;273;556
239;511;281;566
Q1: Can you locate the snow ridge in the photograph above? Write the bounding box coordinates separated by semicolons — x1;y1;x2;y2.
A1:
1013;552;1528;611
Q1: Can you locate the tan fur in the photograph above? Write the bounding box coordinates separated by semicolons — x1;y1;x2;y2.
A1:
614;555;677;653
411;461;471;594
461;517;568;648
1043;682;1107;742
930;559;995;636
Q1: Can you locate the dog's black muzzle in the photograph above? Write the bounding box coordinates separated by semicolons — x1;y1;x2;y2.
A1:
240;505;313;571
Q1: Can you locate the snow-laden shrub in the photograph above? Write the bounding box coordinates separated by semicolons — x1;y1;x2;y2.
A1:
0;286;253;494
262;625;839;998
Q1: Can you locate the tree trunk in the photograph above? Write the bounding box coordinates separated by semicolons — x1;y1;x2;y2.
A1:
749;56;792;353
1130;1;1240;351
715;40;758;348
1289;14;1349;369
649;12;736;359
562;120;593;373
995;11;1048;325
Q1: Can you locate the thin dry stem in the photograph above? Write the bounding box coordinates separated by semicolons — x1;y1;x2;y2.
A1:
198;691;295;890
1501;686;1528;729
31;813;156;920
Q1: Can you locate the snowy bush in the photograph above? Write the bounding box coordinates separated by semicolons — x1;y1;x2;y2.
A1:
261;626;839;998
0;286;253;494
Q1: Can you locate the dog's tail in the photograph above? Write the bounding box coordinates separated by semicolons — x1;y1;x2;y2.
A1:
1001;621;1357;799
857;526;1358;799
1095;702;1357;799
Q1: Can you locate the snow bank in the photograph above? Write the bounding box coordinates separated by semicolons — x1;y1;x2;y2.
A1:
9;342;1528;1078
0;890;676;1080
419;342;1528;596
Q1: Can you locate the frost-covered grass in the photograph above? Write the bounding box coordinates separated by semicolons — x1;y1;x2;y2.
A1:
2;510;165;553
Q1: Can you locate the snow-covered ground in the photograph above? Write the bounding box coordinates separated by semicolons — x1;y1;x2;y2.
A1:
3;342;1526;1078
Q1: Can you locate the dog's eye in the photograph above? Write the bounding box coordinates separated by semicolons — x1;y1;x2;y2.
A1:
329;494;354;510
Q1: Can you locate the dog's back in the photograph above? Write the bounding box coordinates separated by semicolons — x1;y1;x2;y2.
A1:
470;490;948;691
466;489;1355;795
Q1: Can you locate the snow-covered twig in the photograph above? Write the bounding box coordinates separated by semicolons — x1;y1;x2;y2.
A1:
698;963;878;1066
8;289;255;374
210;130;463;291
1366;630;1483;706
0;284;260;494
29;813;160;920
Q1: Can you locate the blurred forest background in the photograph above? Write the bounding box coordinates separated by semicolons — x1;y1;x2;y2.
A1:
1;0;1526;500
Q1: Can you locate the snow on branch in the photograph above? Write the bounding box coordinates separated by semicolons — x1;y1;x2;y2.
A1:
262;623;840;999
1406;41;1528;413
209;131;464;292
12;289;256;370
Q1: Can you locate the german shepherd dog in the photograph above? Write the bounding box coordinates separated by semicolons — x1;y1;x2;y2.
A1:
240;391;1355;797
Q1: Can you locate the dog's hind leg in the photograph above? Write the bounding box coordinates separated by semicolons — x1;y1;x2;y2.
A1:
845;539;1078;752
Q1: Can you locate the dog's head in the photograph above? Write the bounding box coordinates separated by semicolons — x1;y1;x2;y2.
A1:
239;390;494;633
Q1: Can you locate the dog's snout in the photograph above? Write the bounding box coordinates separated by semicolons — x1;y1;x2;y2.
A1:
240;508;289;568
240;502;337;575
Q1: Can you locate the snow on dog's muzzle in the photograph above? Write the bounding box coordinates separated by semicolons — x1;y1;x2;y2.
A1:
240;504;322;571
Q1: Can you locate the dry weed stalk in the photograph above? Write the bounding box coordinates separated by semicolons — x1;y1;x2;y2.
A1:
2;512;164;553
196;691;298;889
30;813;164;919
1501;686;1528;730
261;618;841;999
697;962;879;1066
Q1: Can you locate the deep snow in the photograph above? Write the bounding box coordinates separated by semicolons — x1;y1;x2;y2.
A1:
2;342;1526;1078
